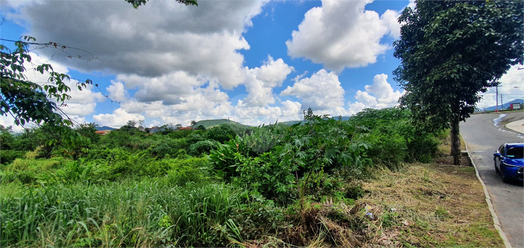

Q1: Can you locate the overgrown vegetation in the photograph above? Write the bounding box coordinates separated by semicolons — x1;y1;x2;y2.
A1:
0;108;501;247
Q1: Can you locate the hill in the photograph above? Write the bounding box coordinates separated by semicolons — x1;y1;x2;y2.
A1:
95;126;115;131
194;119;246;128
279;116;352;126
481;98;523;112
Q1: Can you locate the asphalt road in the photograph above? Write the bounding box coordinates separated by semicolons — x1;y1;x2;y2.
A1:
460;112;524;248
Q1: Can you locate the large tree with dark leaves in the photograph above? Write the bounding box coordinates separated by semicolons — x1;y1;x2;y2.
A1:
393;0;523;165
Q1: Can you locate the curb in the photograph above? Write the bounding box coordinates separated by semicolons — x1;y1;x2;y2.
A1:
464;141;512;248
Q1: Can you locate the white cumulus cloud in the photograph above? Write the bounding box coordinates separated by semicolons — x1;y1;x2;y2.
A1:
93;108;145;128
348;73;404;114
280;69;346;116
286;0;400;72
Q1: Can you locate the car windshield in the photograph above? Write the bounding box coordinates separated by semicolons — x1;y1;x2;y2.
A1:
506;146;523;159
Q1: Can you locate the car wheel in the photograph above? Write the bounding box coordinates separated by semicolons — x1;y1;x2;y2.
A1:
500;167;510;183
494;158;500;173
501;173;510;183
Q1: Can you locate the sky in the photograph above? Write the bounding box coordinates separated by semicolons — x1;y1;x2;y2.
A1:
1;0;523;131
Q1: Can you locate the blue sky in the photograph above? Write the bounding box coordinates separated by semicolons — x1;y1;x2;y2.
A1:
1;0;523;130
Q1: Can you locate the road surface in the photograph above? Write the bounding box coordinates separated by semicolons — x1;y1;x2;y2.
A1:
460;112;524;248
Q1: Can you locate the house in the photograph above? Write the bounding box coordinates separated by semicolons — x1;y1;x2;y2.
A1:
95;130;111;135
179;126;193;131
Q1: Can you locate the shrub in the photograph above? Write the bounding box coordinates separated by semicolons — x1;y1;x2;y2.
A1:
168;129;193;139
1;157;64;184
0;150;25;165
207;124;236;143
189;140;218;156
407;135;440;163
151;139;188;158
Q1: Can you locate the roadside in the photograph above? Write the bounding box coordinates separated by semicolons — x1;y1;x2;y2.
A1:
461;112;524;248
505;119;524;134
497;111;524;134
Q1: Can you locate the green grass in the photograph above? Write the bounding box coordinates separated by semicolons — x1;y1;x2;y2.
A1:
0;179;240;247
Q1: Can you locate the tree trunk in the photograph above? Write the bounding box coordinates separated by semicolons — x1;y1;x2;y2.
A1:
450;113;461;165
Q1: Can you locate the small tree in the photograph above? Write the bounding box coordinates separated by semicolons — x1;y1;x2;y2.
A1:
393;0;523;164
1;36;92;127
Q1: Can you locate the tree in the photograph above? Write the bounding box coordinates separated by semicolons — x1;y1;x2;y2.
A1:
125;0;197;8
1;36;91;127
190;120;197;126
393;0;523;165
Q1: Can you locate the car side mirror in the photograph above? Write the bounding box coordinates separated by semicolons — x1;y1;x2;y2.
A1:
494;152;501;158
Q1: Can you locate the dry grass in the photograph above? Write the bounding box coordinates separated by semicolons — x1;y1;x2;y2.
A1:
243;155;503;247
357;160;502;247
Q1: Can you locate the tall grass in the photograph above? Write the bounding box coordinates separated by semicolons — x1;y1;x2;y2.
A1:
0;179;240;247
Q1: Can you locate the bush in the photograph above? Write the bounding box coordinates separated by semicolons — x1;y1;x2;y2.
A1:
0;150;25;165
407;135;440;163
189;140;218;156
0;157;64;184
207;124;237;143
168;129;193;139
151;139;188;158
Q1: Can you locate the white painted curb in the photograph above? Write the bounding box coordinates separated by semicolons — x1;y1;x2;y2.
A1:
464;141;512;248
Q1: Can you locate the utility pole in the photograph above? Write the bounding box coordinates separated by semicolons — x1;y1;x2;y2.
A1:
500;94;504;111
495;84;499;112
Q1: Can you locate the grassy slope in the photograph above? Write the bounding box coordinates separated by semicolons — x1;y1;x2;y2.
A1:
194;119;246;128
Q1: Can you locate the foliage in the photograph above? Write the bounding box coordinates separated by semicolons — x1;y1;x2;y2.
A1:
74;122;100;144
0;125;14;148
350;108;439;165
393;0;524;164
193;119;245;128
0;150;25;165
0;180;238;247
1;36;91;126
0;108;447;247
206;124;237;143
189;140;219;156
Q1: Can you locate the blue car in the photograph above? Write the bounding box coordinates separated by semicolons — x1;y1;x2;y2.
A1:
494;143;524;183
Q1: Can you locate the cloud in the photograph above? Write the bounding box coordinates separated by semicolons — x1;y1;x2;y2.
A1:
233;99;302;126
348;73;404;114
119;71;205;105
93;108;145;128
11;0;270;89
0;115;26;132
286;0;400;72
21;52;105;119
252;56;295;88
477;65;524;109
106;81;128;103
280;69;346;115
243;56;294;107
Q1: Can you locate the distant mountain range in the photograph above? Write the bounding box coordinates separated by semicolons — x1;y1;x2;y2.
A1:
480;99;524;112
95;126;116;131
95;116;355;131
